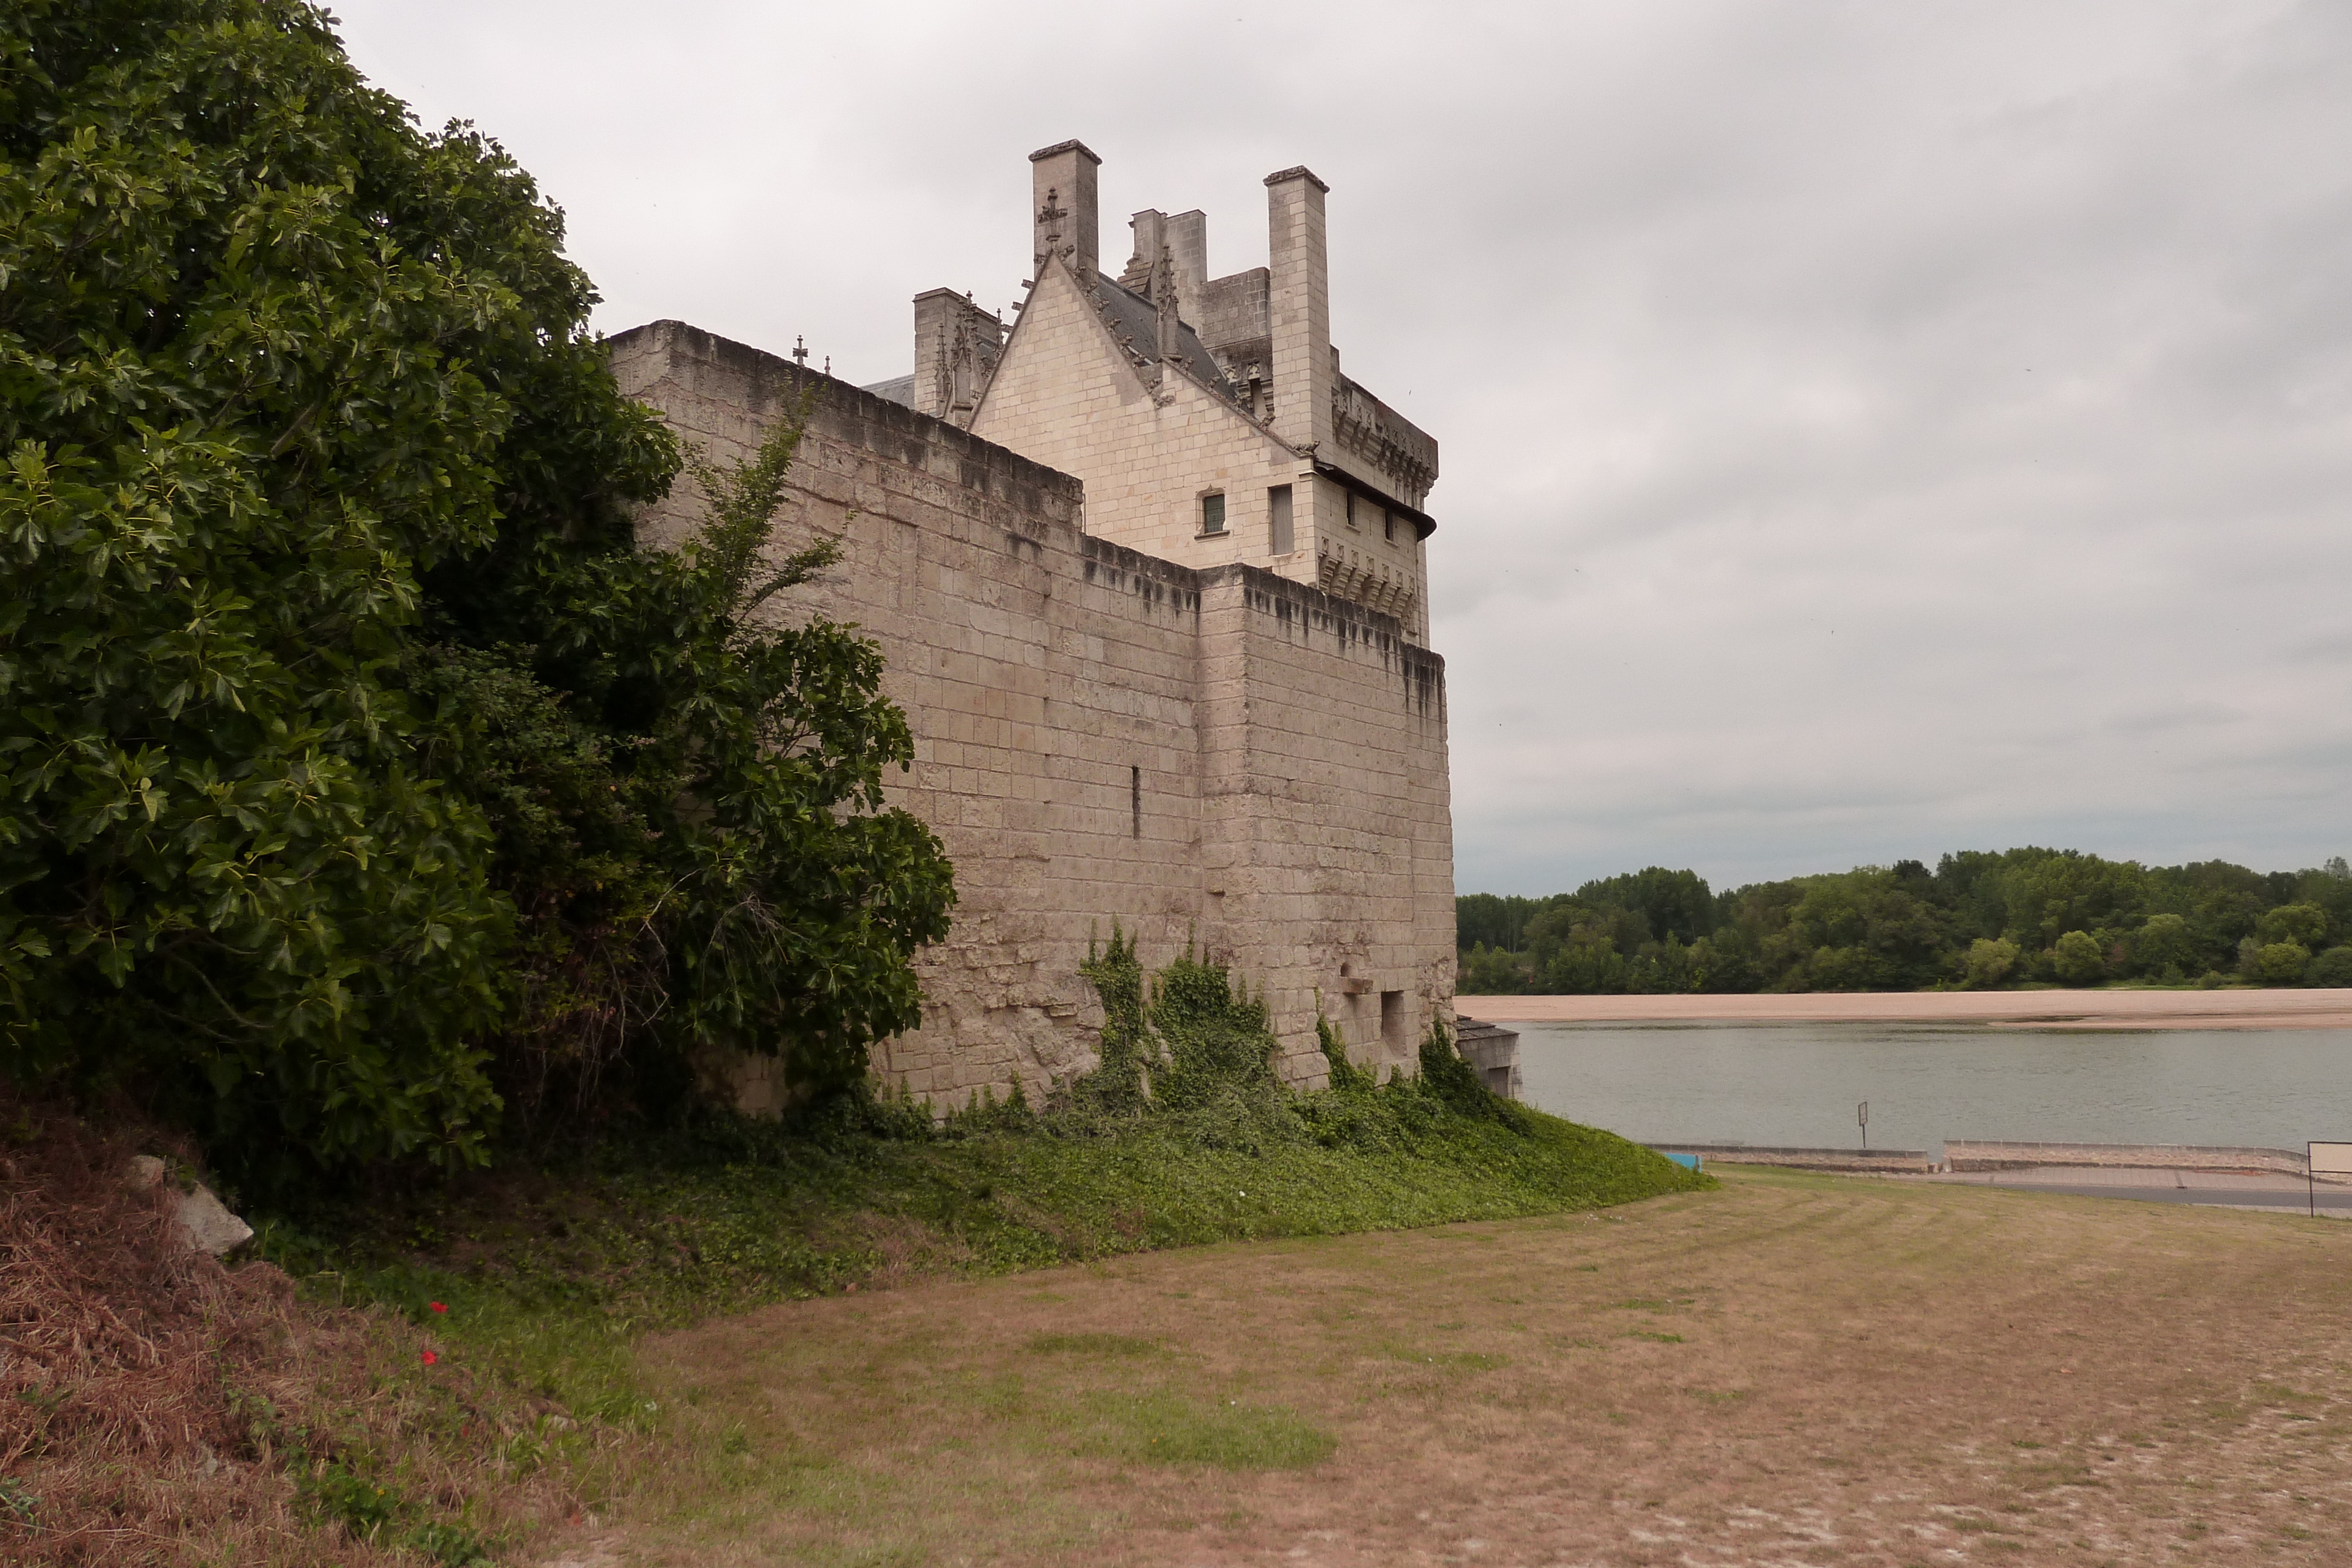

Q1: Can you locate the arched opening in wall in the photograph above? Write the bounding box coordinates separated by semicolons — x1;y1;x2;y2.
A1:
1380;991;1405;1058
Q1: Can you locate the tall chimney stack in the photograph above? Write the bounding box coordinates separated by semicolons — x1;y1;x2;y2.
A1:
1030;140;1101;284
1166;209;1207;327
1264;166;1331;453
1127;209;1165;283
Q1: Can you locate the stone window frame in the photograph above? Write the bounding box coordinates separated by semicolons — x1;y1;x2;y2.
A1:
1198;490;1227;536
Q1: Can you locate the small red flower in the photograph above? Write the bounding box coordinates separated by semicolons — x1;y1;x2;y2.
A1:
420;1349;439;1366
428;1301;447;1315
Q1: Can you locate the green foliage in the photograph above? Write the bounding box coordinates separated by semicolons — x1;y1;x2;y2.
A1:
300;1462;400;1542
1070;927;1152;1114
0;0;667;1173
1069;1390;1335;1470
440;413;957;1125
2132;912;2192;977
1416;1019;1505;1120
298;1457;493;1565
1317;1012;1374;1092
0;0;953;1177
2244;941;2310;986
1573;866;1718;944
1462;848;2352;994
2304;945;2352;988
1962;936;2019;989
2258;902;2330;948
1070;926;1283;1117
1457;940;1531;994
2051;930;2105;986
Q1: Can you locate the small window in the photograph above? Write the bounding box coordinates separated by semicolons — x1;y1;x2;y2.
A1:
1345;492;1358;529
1131;765;1141;838
1200;493;1225;534
1268;484;1293;553
1382;509;1395;542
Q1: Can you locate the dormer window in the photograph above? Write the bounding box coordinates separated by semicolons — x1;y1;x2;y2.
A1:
1200;492;1225;534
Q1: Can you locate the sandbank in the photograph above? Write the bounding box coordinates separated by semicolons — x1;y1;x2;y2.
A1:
1455;986;2352;1029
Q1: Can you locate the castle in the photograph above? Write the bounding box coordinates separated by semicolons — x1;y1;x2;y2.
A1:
610;140;1514;1106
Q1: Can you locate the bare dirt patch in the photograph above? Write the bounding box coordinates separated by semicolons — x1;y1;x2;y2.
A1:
565;1169;2352;1566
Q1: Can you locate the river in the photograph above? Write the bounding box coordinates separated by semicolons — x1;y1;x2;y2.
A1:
1515;1021;2352;1155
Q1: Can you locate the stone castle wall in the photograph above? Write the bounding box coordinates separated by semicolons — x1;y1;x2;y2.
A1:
609;319;1456;1105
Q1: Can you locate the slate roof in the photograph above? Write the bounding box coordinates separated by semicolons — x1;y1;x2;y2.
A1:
1084;276;1248;411
861;271;1250;420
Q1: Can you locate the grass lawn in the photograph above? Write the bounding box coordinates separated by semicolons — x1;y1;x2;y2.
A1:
531;1169;2352;1567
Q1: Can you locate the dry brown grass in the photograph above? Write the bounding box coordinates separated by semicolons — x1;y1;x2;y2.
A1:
550;1168;2352;1567
0;1098;597;1567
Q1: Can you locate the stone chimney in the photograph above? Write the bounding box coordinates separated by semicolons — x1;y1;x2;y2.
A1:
1166;209;1207;326
913;288;1003;422
1127;209;1165;281
1030;139;1101;284
1264;166;1331;453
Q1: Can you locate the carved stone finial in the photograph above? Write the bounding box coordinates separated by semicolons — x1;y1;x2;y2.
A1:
1152;244;1182;366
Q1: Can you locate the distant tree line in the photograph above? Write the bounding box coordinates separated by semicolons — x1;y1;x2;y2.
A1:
1456;851;2352;994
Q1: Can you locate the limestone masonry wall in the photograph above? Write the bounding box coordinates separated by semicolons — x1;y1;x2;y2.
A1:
970;258;1307;574
609;319;1455;1105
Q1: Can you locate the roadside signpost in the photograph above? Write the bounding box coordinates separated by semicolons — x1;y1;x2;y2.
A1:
2310;1142;2352;1219
1857;1101;1869;1151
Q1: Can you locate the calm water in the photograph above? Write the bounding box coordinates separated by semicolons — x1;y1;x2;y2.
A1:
1517;1022;2352;1155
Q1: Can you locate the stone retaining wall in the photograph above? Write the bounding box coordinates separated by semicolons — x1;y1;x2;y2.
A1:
1646;1144;1936;1175
1943;1141;2314;1176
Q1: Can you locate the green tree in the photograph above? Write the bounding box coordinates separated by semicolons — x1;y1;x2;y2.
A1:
2304;946;2352;988
1458;942;1529;994
2243;940;2310;987
2000;852;2146;950
1685;934;1758;993
1;0;666;1173
2130;912;2192;978
2050;930;2105;986
1456;892;1551;954
467;419;956;1109
1;0;952;1174
1575;867;1716;944
2257;902;2330;949
1962;937;2019;988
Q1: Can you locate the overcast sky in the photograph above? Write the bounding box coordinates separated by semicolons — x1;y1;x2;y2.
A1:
332;0;2352;897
